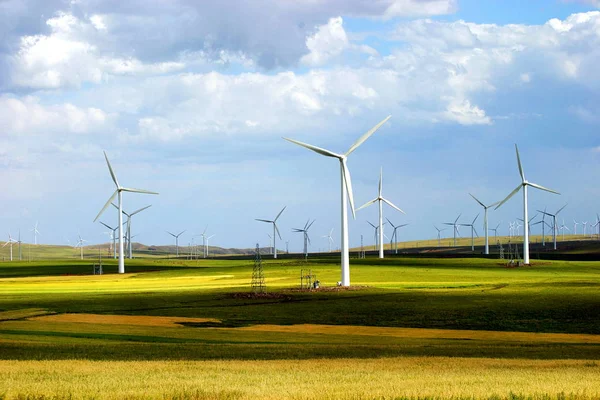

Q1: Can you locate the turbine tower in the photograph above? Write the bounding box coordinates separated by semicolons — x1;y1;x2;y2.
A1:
495;145;559;264
167;230;185;257
357;168;405;258
255;206;286;259
443;214;462;246
284;115;391;286
94;151;158;274
469;194;499;255
537;204;567;250
387;218;408;254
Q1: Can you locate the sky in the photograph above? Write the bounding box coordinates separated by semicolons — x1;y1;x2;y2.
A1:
1;0;600;253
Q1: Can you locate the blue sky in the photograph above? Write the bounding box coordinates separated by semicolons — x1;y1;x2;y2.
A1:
1;0;599;252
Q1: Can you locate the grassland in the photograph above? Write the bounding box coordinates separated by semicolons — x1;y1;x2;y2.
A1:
1;256;599;399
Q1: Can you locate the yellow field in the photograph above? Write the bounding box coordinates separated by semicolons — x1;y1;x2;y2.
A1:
1;357;599;399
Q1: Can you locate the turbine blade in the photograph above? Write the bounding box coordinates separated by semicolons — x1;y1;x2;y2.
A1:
495;184;522;210
94;190;118;222
274;206;286;222
256;219;272;223
398;224;409;228
167;231;175;237
104;151;120;188
341;159;356;218
274;223;282;240
378;168;383;198
515;144;525;182
386;218;396;228
527;182;560;195
382;198;405;214
472;213;480;224
345;115;391;157
473;227;479;237
307;220;316;231
121;187;159;195
455;213;462;224
130;205;152;216
283;137;340;158
99;221;114;230
367;221;377;228
469;193;485;208
178;230;186;236
556;204;568;215
356;198;378;212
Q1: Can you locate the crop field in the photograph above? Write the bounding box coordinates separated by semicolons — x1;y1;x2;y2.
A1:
1;256;599;399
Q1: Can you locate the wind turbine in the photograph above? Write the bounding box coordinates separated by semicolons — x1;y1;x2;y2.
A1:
94;151;158;274
99;221;118;259
322;229;334;252
205;234;215;257
2;232;18;261
167;230;185;257
284;115;391;286
357;168;405;258
386;218;408;254
292;219;315;257
17;230;22;261
517;213;538;237
488;222;501;244
30;222;40;245
459;214;479;251
537;204;567;250
495;145;559;264
573;220;579;236
255;206;286;258
559;219;569;240
443;214;462;246
434;225;447;247
582;221;588;236
75;234;87;260
366;221;388;250
469;194;499;255
113;204;151;259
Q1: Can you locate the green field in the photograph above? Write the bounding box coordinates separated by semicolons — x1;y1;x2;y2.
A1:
1;256;599;399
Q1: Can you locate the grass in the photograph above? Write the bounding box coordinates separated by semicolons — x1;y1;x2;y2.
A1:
1;256;600;398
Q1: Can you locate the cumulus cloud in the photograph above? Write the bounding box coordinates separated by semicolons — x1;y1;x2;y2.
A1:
301;17;349;66
0;95;111;135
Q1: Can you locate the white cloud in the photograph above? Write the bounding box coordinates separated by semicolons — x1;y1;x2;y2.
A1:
443;99;491;125
301;17;349;66
0;95;111;135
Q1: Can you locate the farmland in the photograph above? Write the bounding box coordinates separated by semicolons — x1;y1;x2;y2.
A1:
1;256;599;399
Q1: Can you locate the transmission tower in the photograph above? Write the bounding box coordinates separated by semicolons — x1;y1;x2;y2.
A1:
251;243;266;293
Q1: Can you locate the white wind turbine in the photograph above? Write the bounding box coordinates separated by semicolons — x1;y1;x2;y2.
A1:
30;222;40;245
537;204;567;250
292;219;315;257
495;145;559;264
434;225;447;247
267;234;273;254
488;222;501;244
582;221;588;236
573;220;579;236
94;151;158;274
75;234;87;260
357;168;405;259
367;221;388;250
114;204;152;259
322;229;334;252
459;214;479;251
167;230;185;257
469;194;500;255
443;214;462;246
559;219;569;240
386;218;408;254
256;206;286;259
99;221;119;259
284;116;391;286
2;232;18;261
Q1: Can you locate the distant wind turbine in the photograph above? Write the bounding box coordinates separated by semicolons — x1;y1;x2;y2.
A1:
443;214;462;246
537;204;567;250
167;230;186;257
30;222;40;245
94;151;158;274
75;234;87;260
322;229;334;252
99;221;119;259
284;115;391;286
256;206;286;259
495;145;559;264
434;225;447;247
2;232;18;261
386;218;408;254
292;220;315;257
357;168;405;258
469;194;499;255
459;214;479;251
